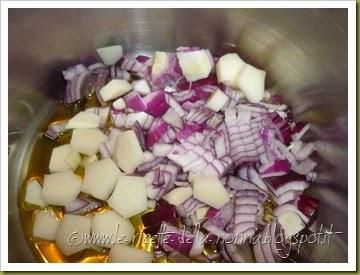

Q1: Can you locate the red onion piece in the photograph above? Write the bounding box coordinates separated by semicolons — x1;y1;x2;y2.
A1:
259;159;291;178
135;55;152;64
159;222;193;254
44;121;68;140
143;90;169;117
269;112;292;146
94;68;109;107
165;94;186;117
176;197;206;218
142;200;177;236
133;121;146;150
265;171;309;196
123;91;147;112
65;196;103;215
151;52;183;89
295;194;319;217
291;157;317;175
147;119;169;147
291;121;310;141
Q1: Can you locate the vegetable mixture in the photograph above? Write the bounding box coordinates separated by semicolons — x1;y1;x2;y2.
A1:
23;44;319;263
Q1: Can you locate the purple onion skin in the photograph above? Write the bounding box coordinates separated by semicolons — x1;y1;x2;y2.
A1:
142;200;177;236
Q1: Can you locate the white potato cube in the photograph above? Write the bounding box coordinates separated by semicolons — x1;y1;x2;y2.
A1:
277;211;305;238
82;158;121;200
41;171;82;206
192;176;230;209
112;98;126;110
162;187;193;207
205;88;229;112
99;79;132;102
33;209;60;240
55;214;92;256
113;130;144;174
216;53;245;88
96;45;123;66
177;50;212;82
151;51;170;77
65;111;100;129
25;179;47;208
147;200;157;209
49;144;74;173
65;151;81;171
91;210;135;248
70;128;107;156
196;207;210;220
108;245;153;263
235;64;266;103
81;155;98;167
108;176;147;218
132;79;151;96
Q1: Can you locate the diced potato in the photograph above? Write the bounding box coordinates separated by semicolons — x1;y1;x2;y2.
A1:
132;79;151;96
96;45;123;66
191;176;230;209
65;151;81;171
216;53;245;88
49;144;74;173
147;200;157;209
99;79;132;102
196;207;210;220
112;98;126;110
70;128;107;156
81;155;98;167
55;214;92;256
81;158;121;200
107;176;147;218
108;245;153;263
235;64;266;103
205;88;229;112
177;50;212;82
65;111;101;129
277;211;305;238
162;187;193;207
151;51;169;77
41;171;82;206
25;179;47;208
113;130;144;174
33;209;60;240
91;210;135;248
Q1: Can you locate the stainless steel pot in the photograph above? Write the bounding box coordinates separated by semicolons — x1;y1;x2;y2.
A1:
8;8;348;263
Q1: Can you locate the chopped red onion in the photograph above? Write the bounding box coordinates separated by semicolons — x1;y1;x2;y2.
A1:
265;171;309;196
94;68;110;107
123;91;147;112
65;196;103;215
291;157;317;175
291;122;310;141
44;121;68;140
147;119;169;148
142;199;177;236
143;90;169;117
259;159;291;178
295;194;319;218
